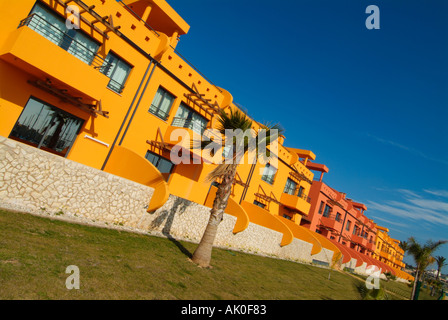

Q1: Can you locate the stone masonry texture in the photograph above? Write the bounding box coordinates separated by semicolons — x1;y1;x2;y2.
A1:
0;136;334;267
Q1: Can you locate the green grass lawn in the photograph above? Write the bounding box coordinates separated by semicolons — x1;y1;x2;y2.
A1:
0;209;423;300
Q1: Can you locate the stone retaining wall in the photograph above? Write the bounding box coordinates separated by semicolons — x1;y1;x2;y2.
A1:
0;136;333;266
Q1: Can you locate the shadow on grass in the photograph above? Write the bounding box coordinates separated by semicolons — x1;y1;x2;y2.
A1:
150;197;193;259
355;282;367;300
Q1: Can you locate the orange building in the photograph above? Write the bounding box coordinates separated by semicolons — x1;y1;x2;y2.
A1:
0;0;319;245
303;162;411;279
0;0;412;280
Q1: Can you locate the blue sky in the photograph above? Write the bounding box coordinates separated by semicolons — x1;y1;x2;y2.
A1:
167;0;448;270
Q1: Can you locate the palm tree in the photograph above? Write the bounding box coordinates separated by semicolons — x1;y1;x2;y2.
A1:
431;256;447;296
407;237;447;300
399;240;409;253
191;108;283;267
434;256;446;280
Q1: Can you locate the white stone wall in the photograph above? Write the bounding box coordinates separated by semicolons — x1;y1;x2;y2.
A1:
0;136;332;266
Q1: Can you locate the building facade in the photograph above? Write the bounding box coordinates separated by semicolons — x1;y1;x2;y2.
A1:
303;162;411;279
374;226;406;271
0;0;317;246
0;0;411;280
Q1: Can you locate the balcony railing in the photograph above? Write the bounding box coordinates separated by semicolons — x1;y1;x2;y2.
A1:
321;213;342;222
149;104;170;121
319;212;343;231
171;117;207;134
107;78;126;95
298;192;311;204
19;14;111;71
262;174;275;184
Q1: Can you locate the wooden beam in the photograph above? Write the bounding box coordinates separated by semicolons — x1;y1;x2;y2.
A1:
79;5;95;14
183;94;214;118
55;0;123;38
28;79;109;118
184;82;223;117
54;0;109;39
146;127;169;150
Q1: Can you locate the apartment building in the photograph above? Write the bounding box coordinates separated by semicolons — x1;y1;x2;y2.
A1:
0;0;412;280
303;162;412;279
374;226;406;271
0;0;319;241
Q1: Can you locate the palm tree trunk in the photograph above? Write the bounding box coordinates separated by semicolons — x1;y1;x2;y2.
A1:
191;164;237;267
411;268;420;300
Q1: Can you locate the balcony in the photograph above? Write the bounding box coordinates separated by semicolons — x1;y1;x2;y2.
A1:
380;251;392;261
320;213;343;231
0;14;110;101
351;233;368;247
366;241;376;252
280;192;311;215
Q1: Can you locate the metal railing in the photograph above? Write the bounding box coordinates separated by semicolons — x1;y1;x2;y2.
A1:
261;174;275;185
283;186;296;195
19;14;111;71
107;78;125;94
297;191;311;203
321;213;341;223
149;104;170;121
171;117;207;134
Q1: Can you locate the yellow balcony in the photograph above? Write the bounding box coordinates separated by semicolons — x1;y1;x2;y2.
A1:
0;23;109;102
380;251;392;261
280;192;311;215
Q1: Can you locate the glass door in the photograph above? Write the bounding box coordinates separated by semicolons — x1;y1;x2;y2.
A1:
9;97;84;157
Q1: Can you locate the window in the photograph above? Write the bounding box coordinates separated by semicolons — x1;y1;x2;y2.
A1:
145;151;174;181
261;163;277;184
335;212;341;222
9;97;84;157
353;225;359;235
283;178;297;195
172;103;208;134
345;220;352;231
318;201;325;214
298;186;305;198
323;204;332;217
283;214;292;220
101;52;132;94
149;87;175;120
27;3;100;65
253;200;266;209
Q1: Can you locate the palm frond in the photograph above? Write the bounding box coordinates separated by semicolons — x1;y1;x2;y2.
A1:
407;237;447;269
216;108;253;134
189;108;286;174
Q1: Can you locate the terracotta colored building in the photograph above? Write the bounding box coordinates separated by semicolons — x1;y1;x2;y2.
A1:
303;162;411;279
